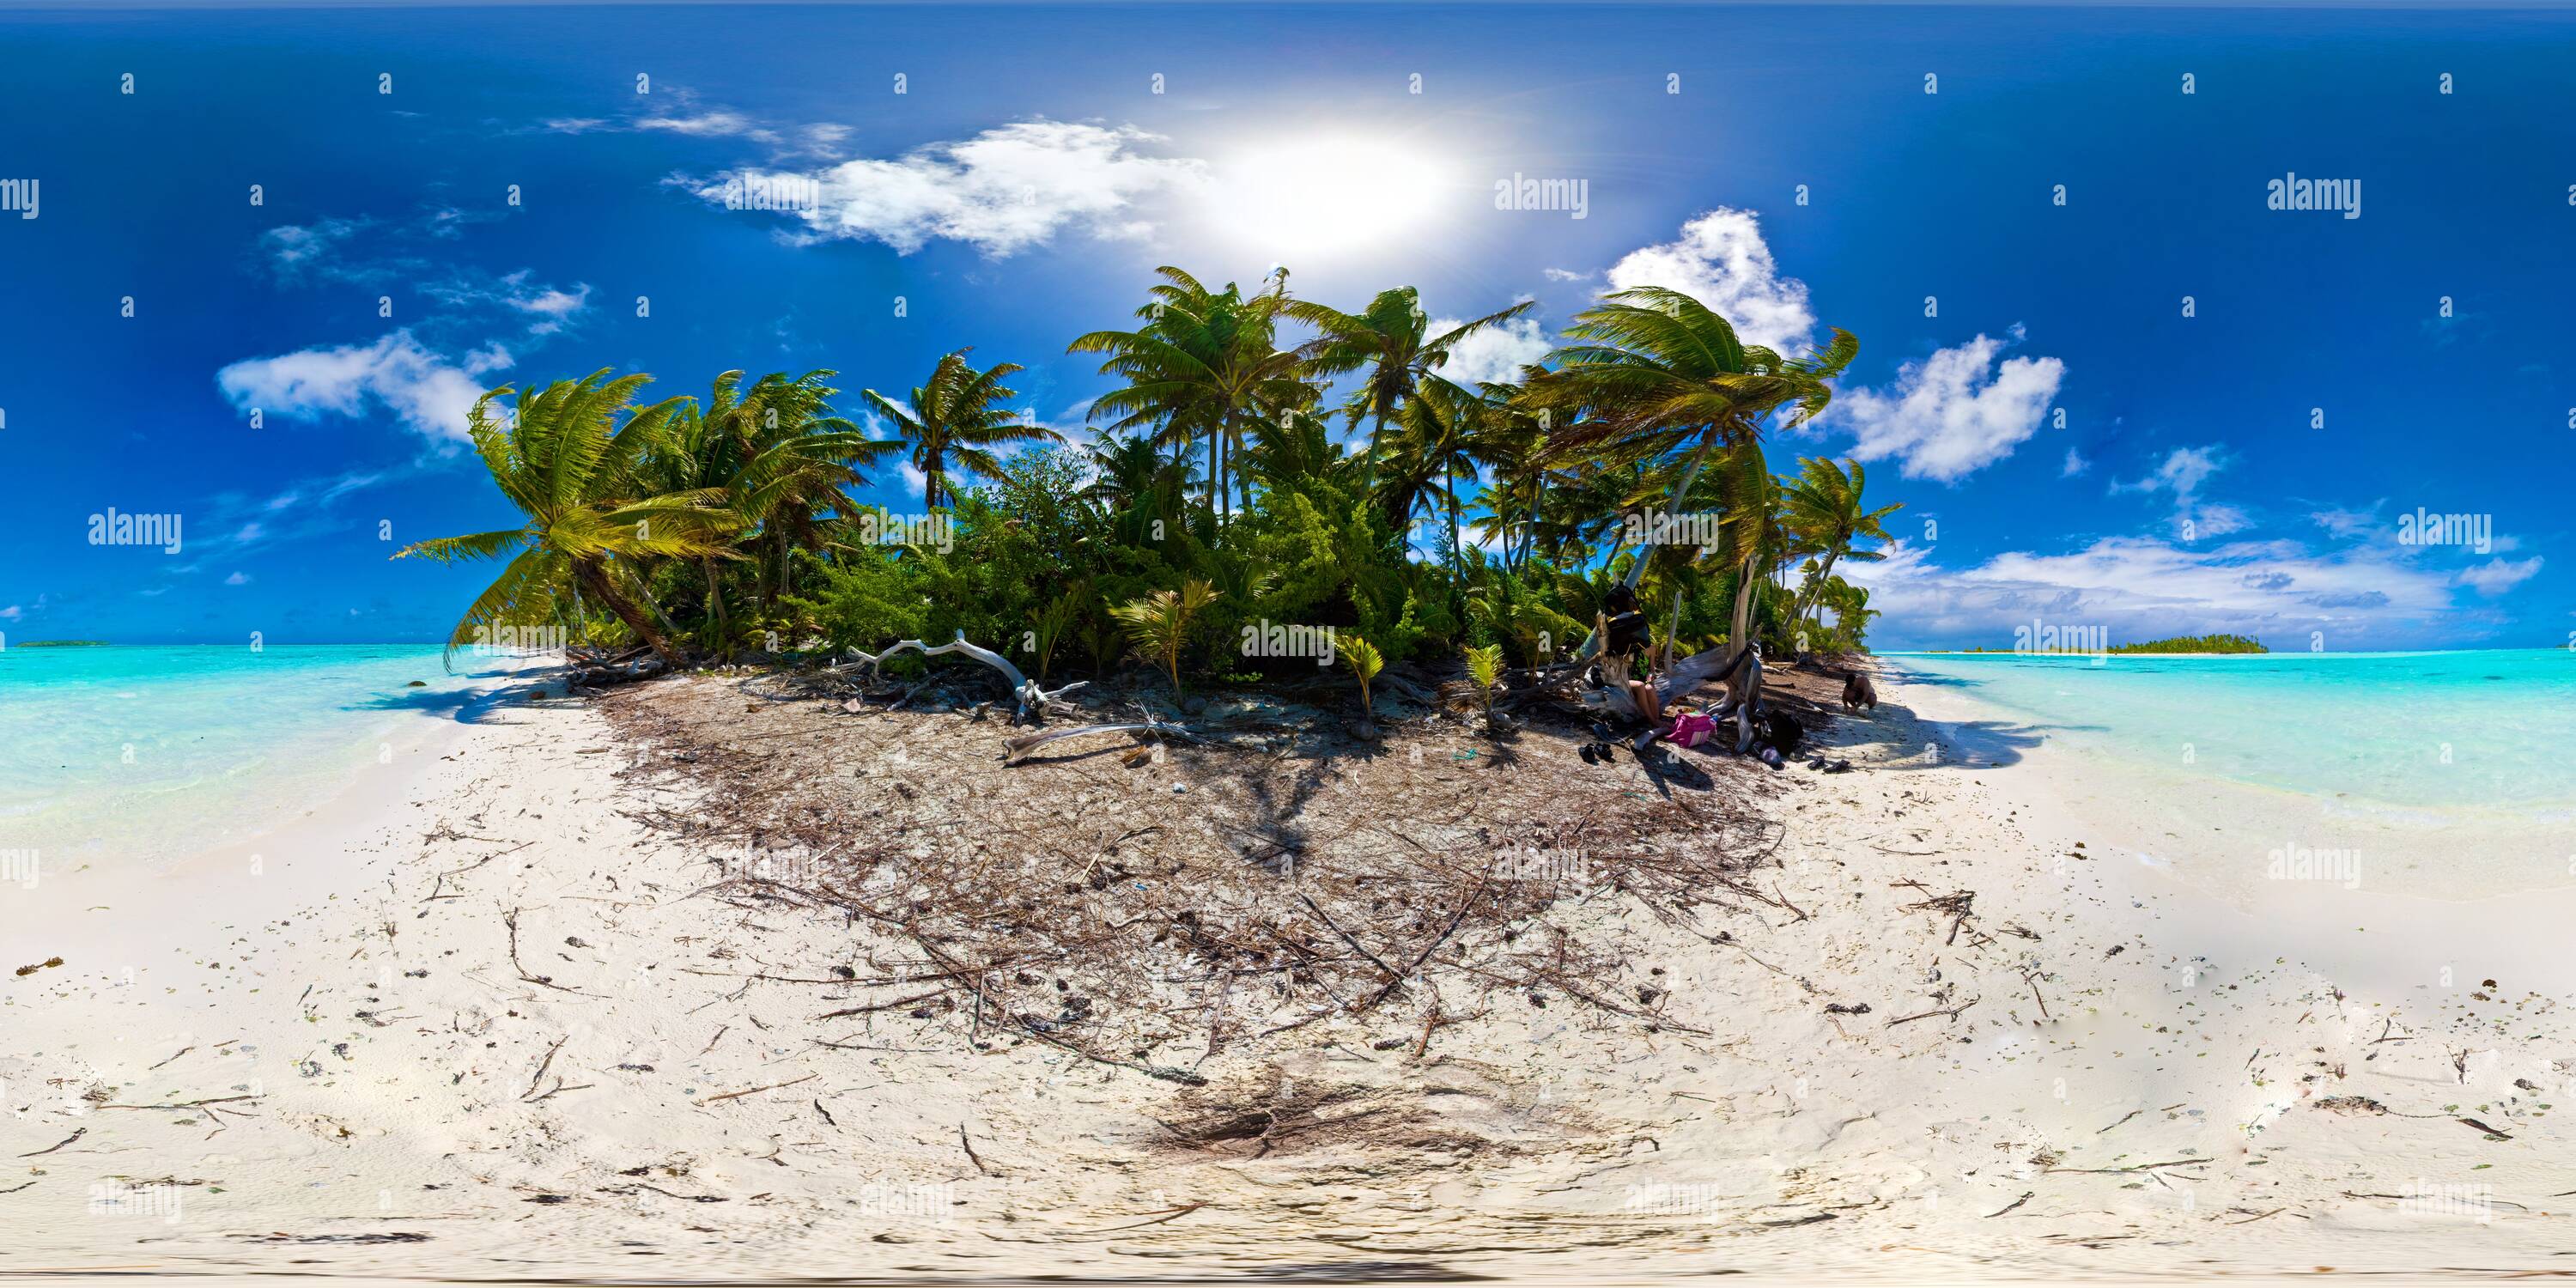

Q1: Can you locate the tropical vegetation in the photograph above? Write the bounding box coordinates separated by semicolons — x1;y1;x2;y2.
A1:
398;270;1905;690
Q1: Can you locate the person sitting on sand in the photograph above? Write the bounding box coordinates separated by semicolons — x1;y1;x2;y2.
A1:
1598;584;1663;747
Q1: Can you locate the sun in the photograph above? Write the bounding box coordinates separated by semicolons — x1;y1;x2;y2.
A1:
1206;136;1455;264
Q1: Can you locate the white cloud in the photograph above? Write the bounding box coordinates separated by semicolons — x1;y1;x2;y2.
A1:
1830;330;2064;483
543;118;606;134
2062;448;2089;477
0;605;20;621
2458;556;2543;595
215;330;492;444
2111;445;2249;538
1542;267;1589;283
639;110;777;143
2309;502;2381;539
224;572;251;586
692;120;1206;257
1846;533;2474;649
261;218;369;276
1430;313;1551;388
1605;208;1815;354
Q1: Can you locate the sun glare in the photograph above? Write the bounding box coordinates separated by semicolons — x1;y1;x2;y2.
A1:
1208;137;1454;263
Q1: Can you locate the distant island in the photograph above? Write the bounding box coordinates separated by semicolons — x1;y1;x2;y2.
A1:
15;640;110;647
2108;634;2267;654
1936;633;2269;655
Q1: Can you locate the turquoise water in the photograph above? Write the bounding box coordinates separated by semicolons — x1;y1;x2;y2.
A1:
0;645;531;866
1883;649;2576;818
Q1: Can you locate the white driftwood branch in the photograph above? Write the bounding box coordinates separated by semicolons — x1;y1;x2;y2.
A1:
857;631;1086;721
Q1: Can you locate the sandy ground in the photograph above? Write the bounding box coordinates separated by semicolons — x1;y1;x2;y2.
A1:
4;663;2573;1283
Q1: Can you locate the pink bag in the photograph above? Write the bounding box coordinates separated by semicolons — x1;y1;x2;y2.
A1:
1667;711;1717;749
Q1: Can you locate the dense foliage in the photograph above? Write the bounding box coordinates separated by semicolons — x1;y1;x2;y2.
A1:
399;270;1900;683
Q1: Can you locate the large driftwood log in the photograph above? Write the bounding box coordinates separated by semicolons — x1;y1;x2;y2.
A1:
849;631;1087;723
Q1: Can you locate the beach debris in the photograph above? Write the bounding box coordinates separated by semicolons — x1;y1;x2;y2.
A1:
1886;998;1979;1027
15;1127;85;1158
695;1072;817;1106
12;957;64;977
1824;1002;1872;1015
1000;721;1194;766
959;1123;999;1176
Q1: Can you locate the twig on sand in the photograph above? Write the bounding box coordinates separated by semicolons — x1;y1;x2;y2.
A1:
15;1127;85;1157
1066;1201;1207;1236
1886;998;1979;1027
2023;969;2051;1021
522;1036;569;1102
2046;1157;2212;1175
1297;892;1402;985
812;990;948;1022
146;1047;193;1072
2095;1109;2142;1135
959;1123;999;1176
1356;866;1493;1015
1985;1191;2034;1218
100;1094;262;1133
697;1072;817;1106
503;908;598;996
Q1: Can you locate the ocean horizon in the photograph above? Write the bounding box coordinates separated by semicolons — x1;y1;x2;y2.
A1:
7;644;2569;878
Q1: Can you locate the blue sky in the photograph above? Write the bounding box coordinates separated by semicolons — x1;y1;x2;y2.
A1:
2;3;2568;650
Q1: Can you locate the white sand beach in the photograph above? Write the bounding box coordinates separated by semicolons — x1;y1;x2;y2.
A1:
5;665;2573;1282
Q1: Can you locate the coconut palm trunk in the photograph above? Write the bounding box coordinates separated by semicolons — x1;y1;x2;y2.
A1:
574;558;681;665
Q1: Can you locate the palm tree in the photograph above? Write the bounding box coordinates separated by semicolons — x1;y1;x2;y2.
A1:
1069;268;1312;521
1527;286;1856;654
1376;377;1498;597
1110;578;1220;698
1777;456;1903;647
393;370;740;667
862;350;1059;512
661;368;896;622
1813;576;1880;652
1286;287;1534;447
